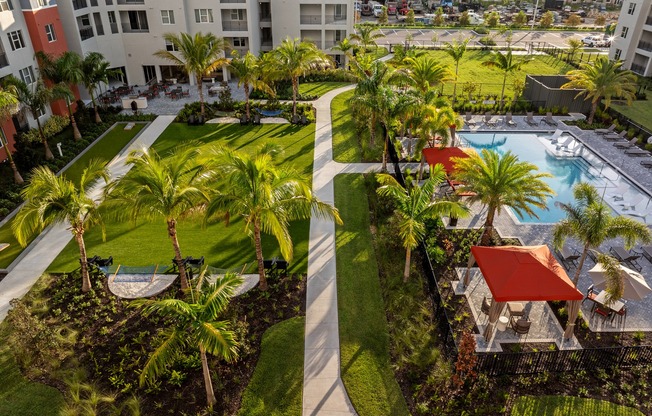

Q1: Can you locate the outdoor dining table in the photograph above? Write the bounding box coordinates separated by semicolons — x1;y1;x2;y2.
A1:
593;290;625;313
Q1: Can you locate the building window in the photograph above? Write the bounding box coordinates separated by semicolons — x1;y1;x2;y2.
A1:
45;24;56;42
93;12;104;36
7;31;25;51
127;10;149;31
195;9;213;23
621;26;629;38
161;10;175;24
90;0;97;6
37;0;46;6
165;40;178;51
106;0;112;4
614;48;622;60
19;66;35;85
230;9;245;20
232;37;247;47
0;0;13;12
72;0;87;10
108;11;118;33
627;2;636;14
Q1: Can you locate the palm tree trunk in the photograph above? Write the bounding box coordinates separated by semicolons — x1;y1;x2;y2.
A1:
67;99;82;141
417;156;425;181
91;93;102;124
197;76;205;118
292;77;299;116
36;116;54;160
75;230;92;292
452;63;459;105
254;220;268;291
382;126;389;172
403;247;411;282
588;100;598;125
573;242;591;287
167;218;189;290
200;347;217;406
0;133;23;184
449;125;457;147
500;72;507;111
370;114;377;146
244;84;250;119
480;207;496;246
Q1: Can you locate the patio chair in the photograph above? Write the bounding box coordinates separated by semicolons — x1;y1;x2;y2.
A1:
587;249;603;264
548;129;563;144
300;114;309;125
505;112;517;127
239;114;249;125
525;112;538;127
465;112;477;127
484;112;498;126
604;131;627;141
595;124;616;135
554;245;580;270
606;183;629;201
613;137;638;149
540;112;558;126
625;148;651;157
610;246;643;272
593;304;612;320
613;306;627;327
291;114;301;124
582;284;599;305
556;136;575;151
509;316;531;341
480;296;491;322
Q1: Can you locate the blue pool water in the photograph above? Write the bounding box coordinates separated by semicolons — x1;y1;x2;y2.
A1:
458;132;650;223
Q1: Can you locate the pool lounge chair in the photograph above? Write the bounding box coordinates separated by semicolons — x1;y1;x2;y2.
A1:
525;112;538;126
505;112;517;127
549;129;564;144
484;112;498;126
610;246;643;272
625;208;652;224
554;245;580;270
540;112;558;126
625;148;651;157
606;183;629;201
595;124;616;135
556;136;575;150
640;159;652;169
616;194;644;211
465;112;477;127
635;246;652;263
604;131;627;141
613;137;638;149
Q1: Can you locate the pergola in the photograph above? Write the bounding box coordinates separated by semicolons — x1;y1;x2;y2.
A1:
465;245;584;341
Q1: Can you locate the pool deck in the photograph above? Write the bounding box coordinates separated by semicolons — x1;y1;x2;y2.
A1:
455;115;652;349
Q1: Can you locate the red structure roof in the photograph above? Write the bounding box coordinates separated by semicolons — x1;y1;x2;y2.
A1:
471;245;583;302
422;147;470;174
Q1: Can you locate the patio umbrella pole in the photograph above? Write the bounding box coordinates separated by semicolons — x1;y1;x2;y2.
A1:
563;299;581;339
463;253;476;287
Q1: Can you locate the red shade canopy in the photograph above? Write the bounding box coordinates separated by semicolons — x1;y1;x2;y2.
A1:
471;245;583;302
422;147;470;174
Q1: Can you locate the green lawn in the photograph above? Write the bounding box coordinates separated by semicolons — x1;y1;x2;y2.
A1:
334;174;409;415
239;317;304;416
299;82;351;98
48;123;316;274
0;324;64;416
331;89;360;163
0;122;145;269
612;97;652;134
512;396;644;416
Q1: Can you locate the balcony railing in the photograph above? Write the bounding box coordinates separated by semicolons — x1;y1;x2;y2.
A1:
260;14;271;22
121;23;149;33
222;21;248;31
0;52;9;68
637;40;652;52
325;15;347;24
261;39;272;47
300;14;322;24
79;26;94;41
221;0;245;3
117;0;144;4
631;63;647;74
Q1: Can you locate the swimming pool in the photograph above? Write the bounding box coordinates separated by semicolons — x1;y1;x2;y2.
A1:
457;132;651;224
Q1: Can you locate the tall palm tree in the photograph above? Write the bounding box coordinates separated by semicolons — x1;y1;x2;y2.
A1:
561;56;637;124
205;144;341;291
350;23;385;52
443;39;469;104
35;51;83;141
348;60;393;147
331;37;355;62
80;52;121;123
272;37;330;117
482;50;532;110
453;149;554;245
0;86;22;183
553;182;651;286
154;32;229;118
3;76;59;160
12;160;109;292
399;55;451;95
377;167;469;281
132;273;241;406
228;51;274;119
565;39;583;64
104;144;212;290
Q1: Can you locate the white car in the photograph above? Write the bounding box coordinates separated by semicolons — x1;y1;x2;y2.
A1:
581;35;608;47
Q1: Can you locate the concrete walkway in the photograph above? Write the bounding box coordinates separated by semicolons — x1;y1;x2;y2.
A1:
0;115;176;321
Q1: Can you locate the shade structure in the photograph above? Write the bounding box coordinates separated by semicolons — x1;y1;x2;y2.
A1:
471;245;584;302
588;263;652;301
422;147;470;175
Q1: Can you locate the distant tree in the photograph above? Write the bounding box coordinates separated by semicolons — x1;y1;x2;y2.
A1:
433;7;446;26
486;11;500;27
406;9;416;25
513;11;528;26
443;39;469;104
331;37;355;60
80;52;120;123
350;23;385;52
566;39;583;63
228;51;274;119
459;11;470;26
595;14;606;26
566;14;582;26
539;11;554;28
482;50;533;109
378;6;389;24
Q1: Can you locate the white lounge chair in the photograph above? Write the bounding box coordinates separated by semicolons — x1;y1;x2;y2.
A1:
549;129;564;144
625;208;652;223
606;183;630;201
465;112;477;127
556;136;575;150
484;112;498;126
604;131;627;141
617;194;644;211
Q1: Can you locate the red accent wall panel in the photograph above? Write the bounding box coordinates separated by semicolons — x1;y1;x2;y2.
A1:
0;119;17;161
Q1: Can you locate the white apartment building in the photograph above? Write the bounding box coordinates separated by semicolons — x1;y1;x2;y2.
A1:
56;0;354;89
609;0;652;76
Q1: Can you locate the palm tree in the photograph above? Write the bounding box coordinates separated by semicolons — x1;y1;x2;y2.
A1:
80;52;121;123
132;272;241;406
398;55;451;95
205;144;341;291
348;60;392;147
350;23;385;52
35;51;83;141
228;51;274;119
452;149;554;246
104;144;212;290
331;37;355;61
553;182;651;286
3;76;59;160
272;37;330;117
565;39;583;64
12;160;109;292
561;56;637;124
481;50;532;110
154;32;228;118
443;39;469;104
0;86;22;183
377;167;469;281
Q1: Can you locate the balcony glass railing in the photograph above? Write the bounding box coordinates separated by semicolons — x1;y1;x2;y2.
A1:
300;14;322;24
325;15;347;24
121;23;149;33
631;64;647;74
79;26;94;41
117;0;144;4
222;21;248;31
221;0;246;3
637;40;652;52
0;52;9;68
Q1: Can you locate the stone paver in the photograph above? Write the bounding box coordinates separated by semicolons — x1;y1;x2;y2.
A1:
0;116;176;321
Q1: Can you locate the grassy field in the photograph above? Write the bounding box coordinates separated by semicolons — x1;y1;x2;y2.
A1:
48;123;315;275
512;396;644;415
0;122;145;269
331;90;361;163
299;82;351;98
612;97;652;134
239;317;304;416
334;174;409;415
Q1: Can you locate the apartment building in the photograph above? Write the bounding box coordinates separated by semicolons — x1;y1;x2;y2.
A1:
609;0;652;76
0;0;353;162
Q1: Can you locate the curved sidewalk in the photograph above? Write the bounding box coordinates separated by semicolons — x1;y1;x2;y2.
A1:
0;116;175;321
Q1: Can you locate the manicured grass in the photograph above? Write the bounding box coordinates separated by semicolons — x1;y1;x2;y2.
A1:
239;317;304;416
511;395;644;416
331;89;360;163
334;174;409;415
0;122;145;269
48;123;315;275
612;97;652;134
299;82;351;98
0;323;64;416
422;50;574;97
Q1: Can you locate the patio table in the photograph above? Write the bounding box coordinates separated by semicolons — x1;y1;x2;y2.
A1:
593;290;625;313
496;316;509;332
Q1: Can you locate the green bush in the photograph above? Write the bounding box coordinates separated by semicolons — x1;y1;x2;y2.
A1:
21;115;70;143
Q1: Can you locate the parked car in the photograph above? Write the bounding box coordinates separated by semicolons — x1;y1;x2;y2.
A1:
582;35;608;47
373;3;384;17
387;2;398;15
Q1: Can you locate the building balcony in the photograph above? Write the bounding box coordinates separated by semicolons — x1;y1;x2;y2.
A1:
222;21;248;31
260;14;271;22
117;0;145;4
0;52;9;69
221;0;246;3
79;26;94;41
300;14;322;25
121;23;149;33
325;15;347;24
637;40;652;52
